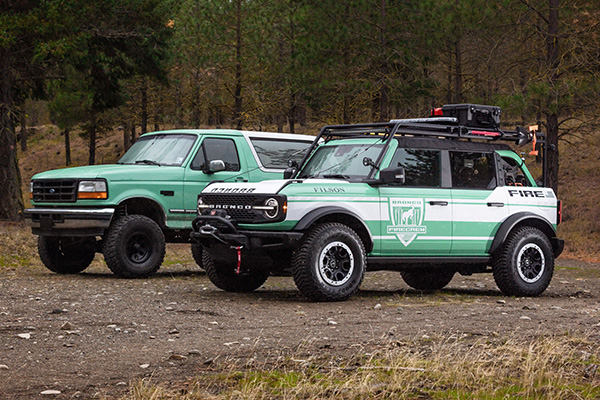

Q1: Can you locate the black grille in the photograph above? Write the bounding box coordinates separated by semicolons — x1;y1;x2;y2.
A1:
204;194;259;205
32;179;77;202
202;193;262;223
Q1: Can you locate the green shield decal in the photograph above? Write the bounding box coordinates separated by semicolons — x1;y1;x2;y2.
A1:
387;198;427;246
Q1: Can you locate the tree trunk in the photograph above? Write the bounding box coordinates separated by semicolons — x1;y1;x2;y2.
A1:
192;71;201;129
378;0;389;121
20;113;27;152
141;77;148;135
123;122;130;151
453;39;463;103
130;122;136;144
343;95;350;124
175;82;183;128
0;49;24;220
233;0;243;130
288;92;296;133
88;114;96;165
64;128;71;166
545;0;559;194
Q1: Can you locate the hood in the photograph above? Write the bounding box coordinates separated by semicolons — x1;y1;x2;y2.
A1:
31;164;179;181
202;180;290;195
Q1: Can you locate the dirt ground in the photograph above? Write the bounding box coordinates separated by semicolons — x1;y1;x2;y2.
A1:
1;243;599;399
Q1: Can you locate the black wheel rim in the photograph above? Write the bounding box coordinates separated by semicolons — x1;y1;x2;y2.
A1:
126;233;151;264
517;243;545;283
318;241;354;286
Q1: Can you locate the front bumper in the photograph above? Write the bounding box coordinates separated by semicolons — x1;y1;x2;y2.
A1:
23;207;115;236
190;215;303;250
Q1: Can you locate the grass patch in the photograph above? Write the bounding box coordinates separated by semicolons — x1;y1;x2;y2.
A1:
0;222;39;270
124;333;600;399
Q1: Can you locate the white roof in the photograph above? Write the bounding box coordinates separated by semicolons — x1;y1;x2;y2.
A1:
241;130;315;141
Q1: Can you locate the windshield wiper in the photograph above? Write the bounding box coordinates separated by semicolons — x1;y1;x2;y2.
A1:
135;159;161;166
323;174;350;179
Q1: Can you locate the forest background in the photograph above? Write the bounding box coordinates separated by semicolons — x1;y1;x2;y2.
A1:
1;0;599;258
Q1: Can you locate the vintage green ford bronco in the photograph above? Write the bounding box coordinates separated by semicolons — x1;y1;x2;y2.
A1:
191;105;564;301
23;129;314;277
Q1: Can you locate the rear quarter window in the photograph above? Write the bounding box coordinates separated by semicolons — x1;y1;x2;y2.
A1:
450;151;496;189
250;139;312;169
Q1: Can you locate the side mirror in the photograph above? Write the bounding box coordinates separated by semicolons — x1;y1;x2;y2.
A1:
379;167;405;185
288;159;299;168
283;167;297;179
207;159;226;173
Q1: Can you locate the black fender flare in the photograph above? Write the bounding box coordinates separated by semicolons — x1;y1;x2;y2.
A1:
488;212;557;256
293;206;374;253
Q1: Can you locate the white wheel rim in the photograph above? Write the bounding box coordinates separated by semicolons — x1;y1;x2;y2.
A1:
318;241;354;287
517;243;545;283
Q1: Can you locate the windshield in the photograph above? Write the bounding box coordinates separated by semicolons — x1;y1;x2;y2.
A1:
118;134;197;166
298;144;384;179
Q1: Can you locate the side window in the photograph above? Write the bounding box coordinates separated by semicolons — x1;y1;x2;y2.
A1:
190;146;205;170
500;156;532;187
388;148;441;187
250;139;312;169
450;151;496;189
190;138;241;171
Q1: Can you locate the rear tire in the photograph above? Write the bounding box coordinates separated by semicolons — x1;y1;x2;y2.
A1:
103;215;165;278
38;236;95;274
400;268;455;291
191;242;204;270
291;223;366;301
203;250;270;292
492;226;553;297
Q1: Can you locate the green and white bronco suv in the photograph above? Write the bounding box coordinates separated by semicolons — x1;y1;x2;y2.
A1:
191;105;564;301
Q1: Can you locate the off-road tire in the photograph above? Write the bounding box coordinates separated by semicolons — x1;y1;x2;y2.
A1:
191;242;204;269
38;236;95;274
291;223;366;302
400;268;455;291
103;215;165;278
492;226;554;297
202;250;269;292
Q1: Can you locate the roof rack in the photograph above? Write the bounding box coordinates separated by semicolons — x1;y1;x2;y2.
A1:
293;104;547;184
316;117;532;145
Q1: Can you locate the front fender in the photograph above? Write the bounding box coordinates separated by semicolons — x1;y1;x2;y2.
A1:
292;206;374;253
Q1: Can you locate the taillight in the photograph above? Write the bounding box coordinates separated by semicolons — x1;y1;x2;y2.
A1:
557;200;562;225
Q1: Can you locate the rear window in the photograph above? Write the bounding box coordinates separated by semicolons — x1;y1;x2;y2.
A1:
250;139;312;169
450;151;496;189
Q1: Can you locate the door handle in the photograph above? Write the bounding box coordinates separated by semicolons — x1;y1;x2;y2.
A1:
429;201;448;206
235;176;248;182
487;202;504;207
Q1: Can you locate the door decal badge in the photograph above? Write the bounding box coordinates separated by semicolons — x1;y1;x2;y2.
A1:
387;198;427;246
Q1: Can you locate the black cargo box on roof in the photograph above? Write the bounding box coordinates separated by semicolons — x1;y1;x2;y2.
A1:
442;104;501;129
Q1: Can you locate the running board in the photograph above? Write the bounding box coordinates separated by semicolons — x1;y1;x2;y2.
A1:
367;256;491;269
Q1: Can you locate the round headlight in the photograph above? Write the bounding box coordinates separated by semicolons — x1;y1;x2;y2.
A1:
263;198;279;219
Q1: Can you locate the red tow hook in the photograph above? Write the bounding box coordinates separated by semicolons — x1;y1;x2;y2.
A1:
235;246;243;274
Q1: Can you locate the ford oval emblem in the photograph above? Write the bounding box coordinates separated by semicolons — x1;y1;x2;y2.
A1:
49;189;55;194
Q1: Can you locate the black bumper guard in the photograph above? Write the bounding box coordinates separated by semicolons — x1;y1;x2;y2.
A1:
191;215;303;250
